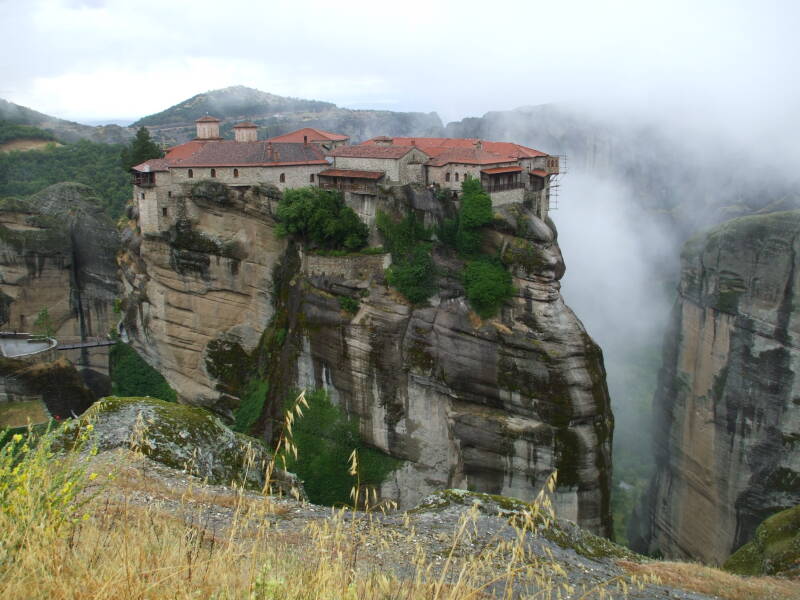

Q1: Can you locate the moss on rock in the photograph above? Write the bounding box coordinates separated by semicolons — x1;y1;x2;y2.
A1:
724;504;800;577
66;396;300;493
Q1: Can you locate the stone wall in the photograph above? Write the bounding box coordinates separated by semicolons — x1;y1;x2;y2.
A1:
301;251;390;281
490;188;526;206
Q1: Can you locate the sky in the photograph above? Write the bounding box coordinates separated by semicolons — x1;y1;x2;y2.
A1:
1;0;798;127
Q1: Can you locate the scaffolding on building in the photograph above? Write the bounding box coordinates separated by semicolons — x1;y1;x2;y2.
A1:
547;154;567;210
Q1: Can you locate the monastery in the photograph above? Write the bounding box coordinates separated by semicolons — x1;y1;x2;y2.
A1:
131;116;560;235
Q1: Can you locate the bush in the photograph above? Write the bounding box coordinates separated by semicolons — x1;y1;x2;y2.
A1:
456;177;492;256
282;389;401;506
377;211;437;304
464;258;515;318
233;379;268;434
338;296;359;314
276;187;368;251
109;342;177;402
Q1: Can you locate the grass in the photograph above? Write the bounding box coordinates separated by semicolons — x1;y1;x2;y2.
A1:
620;560;800;600
0;399;49;428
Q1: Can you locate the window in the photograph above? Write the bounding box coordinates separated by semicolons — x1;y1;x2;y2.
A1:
464;173;468;181
309;173;315;183
279;173;286;183
445;172;450;182
210;168;216;178
188;169;193;179
140;192;145;200
455;172;459;182
233;168;239;178
162;207;168;217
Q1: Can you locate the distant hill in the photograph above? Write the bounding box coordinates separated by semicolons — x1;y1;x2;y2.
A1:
131;85;444;145
133;85;335;127
0;98;132;144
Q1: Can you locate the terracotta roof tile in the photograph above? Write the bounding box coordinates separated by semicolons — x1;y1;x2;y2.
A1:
195;115;221;123
163;140;328;167
319;168;384;180
233;121;258;128
362;137;549;160
426;147;513;167
530;169;548;177
481;166;524;175
132;158;169;172
268;127;349;143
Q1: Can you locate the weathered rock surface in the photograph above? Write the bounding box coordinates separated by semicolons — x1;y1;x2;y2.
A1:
629;211;800;564
0;183;120;379
69;395;301;493
724;503;800;577
121;185;613;535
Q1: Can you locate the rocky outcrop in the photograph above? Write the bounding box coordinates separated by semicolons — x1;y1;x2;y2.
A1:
0;183;120;379
630;211;800;564
724;503;800;577
120;184;613;535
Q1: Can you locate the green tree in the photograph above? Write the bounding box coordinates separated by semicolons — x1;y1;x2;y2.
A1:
377;211;437;304
463;258;515;318
456;176;493;255
276;187;368;251
32;307;55;338
120;126;163;171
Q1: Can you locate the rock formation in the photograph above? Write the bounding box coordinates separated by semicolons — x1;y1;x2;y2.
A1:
0;183;120;384
119;183;613;536
629;211;800;564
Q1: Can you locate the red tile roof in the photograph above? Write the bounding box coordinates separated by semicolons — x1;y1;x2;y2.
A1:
132;158;169;172
233;121;258;128
481;166;524;175
530;169;548;178
268;127;349;143
195;115;221;123
362;137;549;161
329;144;424;159
319;168;384;180
160;140;328;167
426;147;513;167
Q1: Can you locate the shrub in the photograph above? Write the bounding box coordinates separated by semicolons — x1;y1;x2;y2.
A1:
276;187;368;251
282;389;401;506
464;258;515;318
233;379;268;434
338;296;359;314
109;342;177;402
377;211;437;303
456;176;492;256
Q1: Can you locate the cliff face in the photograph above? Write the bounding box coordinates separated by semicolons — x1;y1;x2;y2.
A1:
120;184;613;536
0;183;120;380
630;211;800;564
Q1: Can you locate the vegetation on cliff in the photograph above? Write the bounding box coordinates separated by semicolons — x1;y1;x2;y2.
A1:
0;140;131;218
724;504;800;577
282;389;401;506
377;211;437;303
109;342;177;403
0;120;57;144
276;187;368;251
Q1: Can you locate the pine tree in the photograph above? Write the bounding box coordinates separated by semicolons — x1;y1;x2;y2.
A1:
120;127;163;170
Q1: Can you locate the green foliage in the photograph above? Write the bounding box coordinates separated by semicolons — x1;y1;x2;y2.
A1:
276;187;368;251
109;342;177;403
377;211;437;304
33;307;55;338
0;140;132;219
233;379;268;434
282;389;401;506
0;120;56;144
120;126;163;171
456;176;492;256
724;504;800;577
463;258;515;318
338;296;359;314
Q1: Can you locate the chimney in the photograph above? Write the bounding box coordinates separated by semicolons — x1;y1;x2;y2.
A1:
195;115;221;140
233;122;258;142
267;142;273;160
374;136;393;146
475;139;482;150
303;135;308;145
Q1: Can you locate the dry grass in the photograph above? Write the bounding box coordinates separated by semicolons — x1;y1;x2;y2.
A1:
0;399;49;427
619;559;800;600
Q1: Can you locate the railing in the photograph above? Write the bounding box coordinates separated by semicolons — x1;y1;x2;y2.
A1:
319;181;378;194
132;173;155;187
484;182;525;193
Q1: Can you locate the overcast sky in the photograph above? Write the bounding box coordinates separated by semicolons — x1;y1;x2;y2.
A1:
1;0;797;129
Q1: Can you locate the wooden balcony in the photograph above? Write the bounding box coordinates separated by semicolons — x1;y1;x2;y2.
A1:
319;180;378;195
132;172;155;187
483;181;525;193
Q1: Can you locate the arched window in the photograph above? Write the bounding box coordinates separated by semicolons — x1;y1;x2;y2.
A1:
445;172;450;182
279;173;286;183
464;173;468;181
210;168;216;178
309;173;315;183
233;168;239;178
455;172;459;182
188;169;193;179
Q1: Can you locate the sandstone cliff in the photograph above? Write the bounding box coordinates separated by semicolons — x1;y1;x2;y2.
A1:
0;183;120;383
629;211;800;564
119;183;613;535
